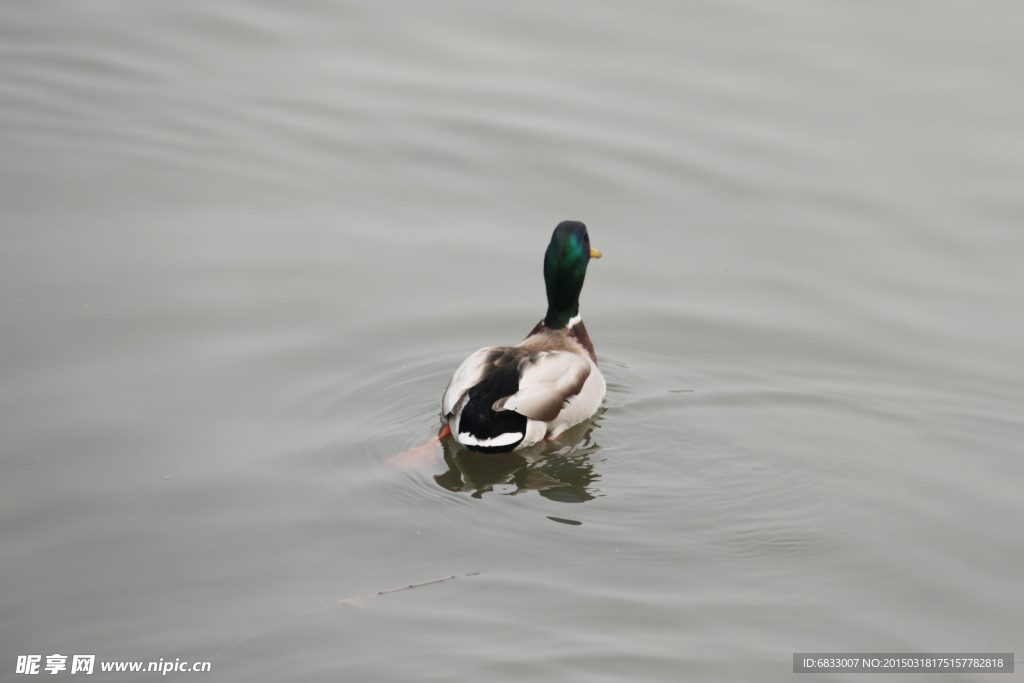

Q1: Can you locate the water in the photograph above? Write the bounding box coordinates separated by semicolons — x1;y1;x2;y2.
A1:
3;1;1023;681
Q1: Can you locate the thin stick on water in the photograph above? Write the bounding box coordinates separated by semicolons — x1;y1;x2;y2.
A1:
214;552;657;657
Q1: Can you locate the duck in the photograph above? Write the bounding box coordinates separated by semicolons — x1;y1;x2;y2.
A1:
440;221;605;453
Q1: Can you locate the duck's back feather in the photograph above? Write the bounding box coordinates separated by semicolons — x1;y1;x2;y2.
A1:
441;346;505;420
492;351;591;421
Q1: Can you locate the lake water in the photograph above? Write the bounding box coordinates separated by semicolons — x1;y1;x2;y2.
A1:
3;2;1023;681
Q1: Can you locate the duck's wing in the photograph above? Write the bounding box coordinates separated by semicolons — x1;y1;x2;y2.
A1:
442;346;508;420
492;351;591;422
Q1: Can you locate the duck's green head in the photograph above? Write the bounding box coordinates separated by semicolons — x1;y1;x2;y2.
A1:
543;220;601;329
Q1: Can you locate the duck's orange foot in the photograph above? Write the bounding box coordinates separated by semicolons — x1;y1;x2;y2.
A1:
385;437;442;468
545;432;564;442
385;426;452;469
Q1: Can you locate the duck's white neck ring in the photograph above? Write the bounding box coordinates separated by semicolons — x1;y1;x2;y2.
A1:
566;314;582;328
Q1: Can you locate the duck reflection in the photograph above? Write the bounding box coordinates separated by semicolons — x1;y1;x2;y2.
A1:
433;418;603;501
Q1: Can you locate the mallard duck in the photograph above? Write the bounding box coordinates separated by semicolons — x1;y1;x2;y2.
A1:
440;221;605;453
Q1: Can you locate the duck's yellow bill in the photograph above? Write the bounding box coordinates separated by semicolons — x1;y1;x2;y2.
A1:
590;248;603;259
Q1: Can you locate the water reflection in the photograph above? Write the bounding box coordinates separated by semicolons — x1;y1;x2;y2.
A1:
433;418;603;501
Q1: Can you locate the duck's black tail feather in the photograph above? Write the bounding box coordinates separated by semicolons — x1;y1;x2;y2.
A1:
457;363;527;453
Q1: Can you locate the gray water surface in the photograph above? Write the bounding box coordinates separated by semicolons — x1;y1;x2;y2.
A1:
3;2;1023;681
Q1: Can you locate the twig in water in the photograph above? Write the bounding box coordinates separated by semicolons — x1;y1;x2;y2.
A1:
215;553;655;657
